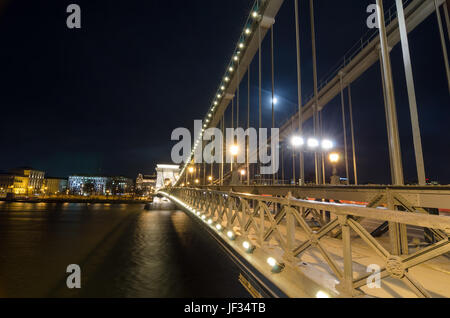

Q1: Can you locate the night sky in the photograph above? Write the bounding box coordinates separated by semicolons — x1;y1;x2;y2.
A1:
0;0;449;184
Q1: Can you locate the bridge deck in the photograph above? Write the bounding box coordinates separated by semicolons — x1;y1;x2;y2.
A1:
163;187;450;298
241;216;450;298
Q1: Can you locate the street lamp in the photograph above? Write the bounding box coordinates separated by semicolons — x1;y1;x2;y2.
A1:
230;144;239;156
329;153;340;185
307;138;319;149
291;136;304;147
329;153;340;163
322;139;334;150
187;166;195;184
240;169;246;182
229;144;239;171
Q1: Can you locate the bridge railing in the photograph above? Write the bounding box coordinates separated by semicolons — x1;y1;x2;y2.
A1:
168;187;450;298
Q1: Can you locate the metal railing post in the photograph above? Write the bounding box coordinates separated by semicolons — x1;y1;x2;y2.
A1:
339;215;354;296
286;192;296;264
387;189;409;255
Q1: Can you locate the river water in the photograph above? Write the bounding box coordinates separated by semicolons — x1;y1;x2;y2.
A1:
0;201;249;298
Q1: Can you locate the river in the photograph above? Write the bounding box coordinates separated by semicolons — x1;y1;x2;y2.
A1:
0;201;249;298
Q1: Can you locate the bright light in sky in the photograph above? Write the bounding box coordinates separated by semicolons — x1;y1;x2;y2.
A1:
272;97;278;105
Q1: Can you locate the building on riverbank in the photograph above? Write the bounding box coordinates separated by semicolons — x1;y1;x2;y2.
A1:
9;167;45;192
0;167;46;195
45;177;68;195
108;176;134;195
68;175;109;195
68;175;133;195
0;173;29;195
135;174;156;195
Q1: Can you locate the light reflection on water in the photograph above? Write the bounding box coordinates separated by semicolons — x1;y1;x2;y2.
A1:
0;202;248;298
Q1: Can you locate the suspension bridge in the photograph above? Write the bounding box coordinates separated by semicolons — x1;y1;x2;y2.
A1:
160;0;450;298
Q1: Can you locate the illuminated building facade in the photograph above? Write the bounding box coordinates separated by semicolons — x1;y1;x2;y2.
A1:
45;178;68;194
68;175;109;195
9;167;45;191
0;167;46;195
68;175;133;195
136;173;156;195
108;176;134;195
0;174;29;195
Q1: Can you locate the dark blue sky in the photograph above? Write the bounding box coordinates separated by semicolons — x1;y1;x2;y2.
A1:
0;0;449;184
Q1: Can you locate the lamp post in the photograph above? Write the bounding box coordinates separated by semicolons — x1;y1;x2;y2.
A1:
188;166;195;184
290;136;335;185
291;136;304;185
240;169;246;183
329;153;340;185
229;144;239;171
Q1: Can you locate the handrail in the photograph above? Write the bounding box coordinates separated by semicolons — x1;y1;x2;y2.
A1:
167;187;450;298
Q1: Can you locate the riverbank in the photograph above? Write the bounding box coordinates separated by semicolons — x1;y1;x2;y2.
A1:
0;196;153;204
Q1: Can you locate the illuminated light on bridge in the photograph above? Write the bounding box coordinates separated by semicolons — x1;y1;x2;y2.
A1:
229;145;239;156
267;257;285;273
329;153;340;163
307;138;319;149
242;241;256;254
321;139;334;150
215;224;222;231
226;231;236;240
291;136;304;147
316;291;330;298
